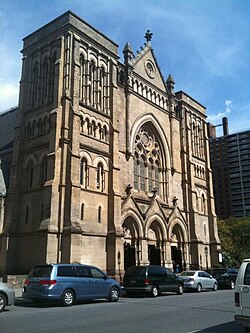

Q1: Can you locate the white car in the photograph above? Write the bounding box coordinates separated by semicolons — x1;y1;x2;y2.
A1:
235;258;250;333
178;270;218;292
0;282;15;312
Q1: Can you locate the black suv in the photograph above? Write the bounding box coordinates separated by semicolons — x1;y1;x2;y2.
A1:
211;268;238;289
123;265;184;297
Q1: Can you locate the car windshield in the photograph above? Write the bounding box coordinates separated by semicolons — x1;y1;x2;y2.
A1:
125;267;145;277
28;265;53;277
179;271;195;276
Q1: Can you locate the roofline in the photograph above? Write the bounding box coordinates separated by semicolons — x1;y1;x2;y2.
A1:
23;10;119;48
175;90;206;109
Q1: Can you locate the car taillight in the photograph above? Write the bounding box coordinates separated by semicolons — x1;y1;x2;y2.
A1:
188;278;194;282
235;292;240;307
144;278;150;285
23;278;30;286
39;280;57;286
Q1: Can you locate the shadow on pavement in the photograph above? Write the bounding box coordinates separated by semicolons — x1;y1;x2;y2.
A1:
14;297;110;308
190;321;245;333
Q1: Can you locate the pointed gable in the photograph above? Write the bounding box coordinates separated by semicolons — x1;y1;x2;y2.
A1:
131;33;167;92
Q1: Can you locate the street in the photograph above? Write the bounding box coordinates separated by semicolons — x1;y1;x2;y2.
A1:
1;289;245;333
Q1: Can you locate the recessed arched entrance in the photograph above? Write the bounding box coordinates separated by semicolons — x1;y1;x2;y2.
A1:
147;220;163;266
122;216;140;271
170;223;186;272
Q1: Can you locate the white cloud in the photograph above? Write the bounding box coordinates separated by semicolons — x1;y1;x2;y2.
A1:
0;83;19;112
207;99;232;123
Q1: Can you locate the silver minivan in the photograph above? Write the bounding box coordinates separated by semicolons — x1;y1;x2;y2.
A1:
235;258;250;333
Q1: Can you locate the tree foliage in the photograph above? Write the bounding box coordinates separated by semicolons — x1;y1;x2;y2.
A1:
217;217;250;267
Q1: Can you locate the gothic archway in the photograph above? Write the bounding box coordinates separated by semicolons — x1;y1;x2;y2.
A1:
170;223;186;272
122;216;140;271
147;219;166;266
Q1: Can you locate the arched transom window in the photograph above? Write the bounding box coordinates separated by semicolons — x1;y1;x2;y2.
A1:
133;124;168;200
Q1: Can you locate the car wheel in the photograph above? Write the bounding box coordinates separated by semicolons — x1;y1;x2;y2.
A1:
151;286;159;297
0;293;7;312
230;280;235;289
213;283;218;291
177;284;184;295
109;287;119;302
197;283;202;292
61;289;75;307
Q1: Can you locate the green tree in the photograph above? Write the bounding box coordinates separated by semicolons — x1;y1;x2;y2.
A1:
217;217;250;266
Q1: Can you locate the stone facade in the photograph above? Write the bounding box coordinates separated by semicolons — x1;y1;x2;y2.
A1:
0;11;220;276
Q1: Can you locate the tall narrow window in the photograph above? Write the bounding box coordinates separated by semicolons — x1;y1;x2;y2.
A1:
202;194;206;214
25;206;29;224
80;203;85;221
98;206;102;223
134;157;139;190
31;63;39;107
139;158;145;192
42;58;49;104
97;162;104;191
49;52;57;104
80;158;88;188
26;161;34;189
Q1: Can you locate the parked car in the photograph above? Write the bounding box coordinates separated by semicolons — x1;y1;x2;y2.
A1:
178;270;218;292
210;267;238;289
22;263;121;306
0;282;15;312
123;265;184;297
235;258;250;333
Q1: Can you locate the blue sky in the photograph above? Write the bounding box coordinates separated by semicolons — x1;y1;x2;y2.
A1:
1;0;250;136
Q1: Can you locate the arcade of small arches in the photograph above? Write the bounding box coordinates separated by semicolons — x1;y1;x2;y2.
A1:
122;214;188;273
24;115;50;139
79;112;109;143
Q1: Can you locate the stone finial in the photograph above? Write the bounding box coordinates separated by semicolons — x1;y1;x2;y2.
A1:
172;196;178;206
145;30;153;43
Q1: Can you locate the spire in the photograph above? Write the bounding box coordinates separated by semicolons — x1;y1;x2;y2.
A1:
123;42;133;64
166;74;175;95
145;30;153;44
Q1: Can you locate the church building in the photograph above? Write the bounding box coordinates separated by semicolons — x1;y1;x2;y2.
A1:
0;11;220;277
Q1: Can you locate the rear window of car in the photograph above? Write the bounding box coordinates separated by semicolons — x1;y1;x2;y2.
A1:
179;271;195;276
125;267;145;277
29;265;53;278
244;263;250;285
148;266;165;278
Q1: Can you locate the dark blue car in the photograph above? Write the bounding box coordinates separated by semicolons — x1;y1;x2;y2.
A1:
23;263;121;306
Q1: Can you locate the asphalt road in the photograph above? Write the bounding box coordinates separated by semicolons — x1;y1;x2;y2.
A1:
0;289;245;333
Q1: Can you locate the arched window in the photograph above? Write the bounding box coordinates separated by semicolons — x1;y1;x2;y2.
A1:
80;203;85;221
97;162;104;191
80;158;88;188
133;124;167;199
98;206;102;223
